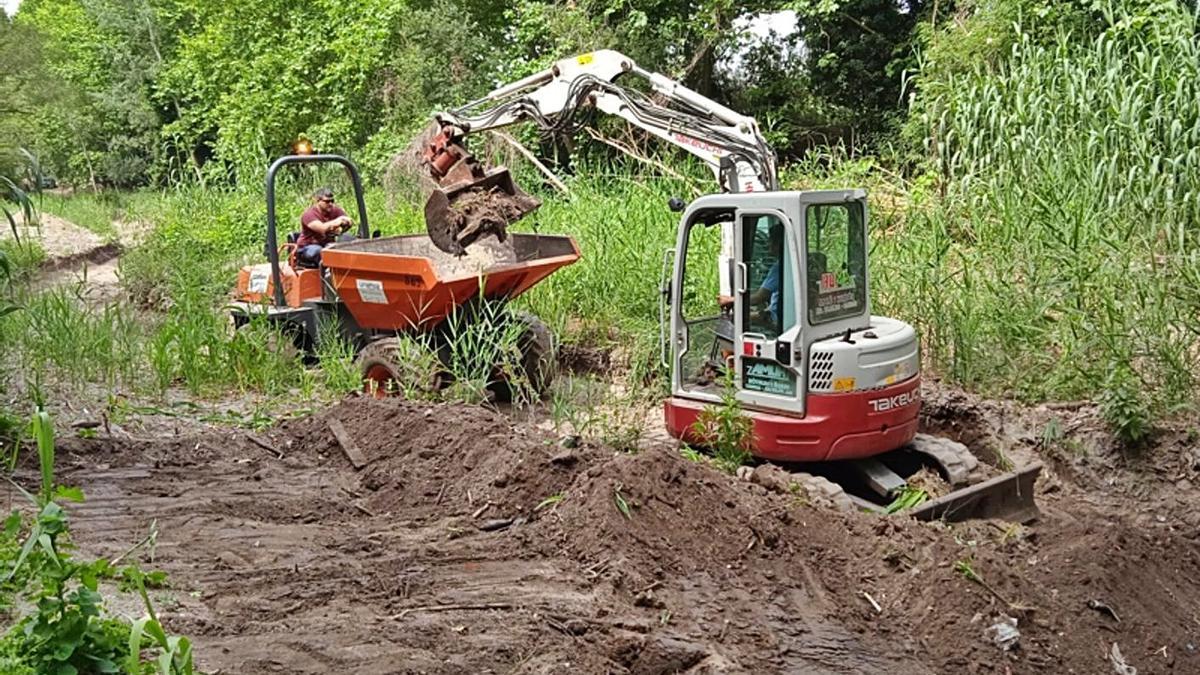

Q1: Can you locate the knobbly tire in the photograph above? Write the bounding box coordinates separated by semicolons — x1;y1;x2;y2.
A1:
357;337;443;399
492;311;555;403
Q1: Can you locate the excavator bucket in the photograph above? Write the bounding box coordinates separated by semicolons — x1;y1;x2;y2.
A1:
424;167;540;255
422;126;540;255
908;462;1042;523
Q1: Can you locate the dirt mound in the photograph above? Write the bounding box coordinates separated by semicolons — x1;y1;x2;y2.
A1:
34;394;1200;673
426;184;541;255
279;398;574;517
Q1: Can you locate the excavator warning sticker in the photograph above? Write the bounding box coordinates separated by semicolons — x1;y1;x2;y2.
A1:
577;53;594;65
356;279;388;304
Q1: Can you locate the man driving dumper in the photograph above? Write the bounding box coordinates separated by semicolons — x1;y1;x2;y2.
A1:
296;187;352;266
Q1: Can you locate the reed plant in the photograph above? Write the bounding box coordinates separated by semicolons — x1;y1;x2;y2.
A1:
872;2;1200;431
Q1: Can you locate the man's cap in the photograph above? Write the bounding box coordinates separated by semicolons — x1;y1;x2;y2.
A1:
313;187;334;200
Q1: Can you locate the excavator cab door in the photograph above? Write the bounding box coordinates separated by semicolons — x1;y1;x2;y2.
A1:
668;195;805;414
731;204;806;415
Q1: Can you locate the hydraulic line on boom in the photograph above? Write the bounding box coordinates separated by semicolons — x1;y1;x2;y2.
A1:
421;49;775;293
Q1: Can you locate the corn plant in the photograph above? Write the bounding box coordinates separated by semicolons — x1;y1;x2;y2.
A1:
870;1;1200;423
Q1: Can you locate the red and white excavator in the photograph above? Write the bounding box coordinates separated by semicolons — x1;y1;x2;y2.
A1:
421;50;1040;521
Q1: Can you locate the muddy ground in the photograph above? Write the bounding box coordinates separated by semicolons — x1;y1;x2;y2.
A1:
15;382;1197;674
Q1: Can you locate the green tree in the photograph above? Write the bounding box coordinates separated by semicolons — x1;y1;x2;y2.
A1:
15;0;172;187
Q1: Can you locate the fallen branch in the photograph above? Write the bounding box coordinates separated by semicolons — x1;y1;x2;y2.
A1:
862;591;883;614
391;602;512;619
488;130;571;196
328;418;367;469
245;433;283;459
583;127;702;195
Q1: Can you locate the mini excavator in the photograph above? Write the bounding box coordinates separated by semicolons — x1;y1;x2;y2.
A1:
420;50;1040;521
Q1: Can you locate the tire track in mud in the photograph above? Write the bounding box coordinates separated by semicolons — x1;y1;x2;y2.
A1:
24;394;1200;674
37;403;928;674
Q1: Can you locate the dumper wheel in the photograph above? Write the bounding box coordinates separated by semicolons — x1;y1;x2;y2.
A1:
358;337;443;399
493;312;555;402
518;311;555;398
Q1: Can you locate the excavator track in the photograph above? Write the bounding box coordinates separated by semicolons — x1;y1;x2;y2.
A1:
729;434;1041;523
891;435;1041;523
903;433;980;487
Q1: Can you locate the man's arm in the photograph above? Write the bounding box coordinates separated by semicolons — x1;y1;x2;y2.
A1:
720;260;780;308
718;287;770;308
302;213;352;236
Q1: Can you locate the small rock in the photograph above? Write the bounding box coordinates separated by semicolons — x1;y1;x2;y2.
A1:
735;466;754;481
478;518;514;532
550;450;578;466
634;590;665;609
559;435;580;449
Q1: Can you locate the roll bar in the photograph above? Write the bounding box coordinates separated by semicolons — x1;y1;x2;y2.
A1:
264;154;370;306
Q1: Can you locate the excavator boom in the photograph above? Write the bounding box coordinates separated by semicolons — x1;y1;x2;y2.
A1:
421;49;777;259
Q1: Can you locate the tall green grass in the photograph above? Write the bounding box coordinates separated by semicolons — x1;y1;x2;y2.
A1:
35;191;164;241
876;2;1200;419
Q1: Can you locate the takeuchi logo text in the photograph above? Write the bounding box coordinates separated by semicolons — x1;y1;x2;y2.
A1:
868;389;919;412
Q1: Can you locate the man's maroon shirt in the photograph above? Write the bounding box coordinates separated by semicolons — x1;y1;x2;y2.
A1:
298;204;348;248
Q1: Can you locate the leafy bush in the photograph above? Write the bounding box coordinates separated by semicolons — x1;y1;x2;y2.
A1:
0;409;194;674
689;370;753;474
1099;360;1152;447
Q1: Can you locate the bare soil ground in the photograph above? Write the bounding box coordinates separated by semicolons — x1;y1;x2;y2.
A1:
5;209;151;301
21;382;1200;675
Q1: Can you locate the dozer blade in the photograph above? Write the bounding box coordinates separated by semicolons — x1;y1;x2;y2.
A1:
907;462;1042;523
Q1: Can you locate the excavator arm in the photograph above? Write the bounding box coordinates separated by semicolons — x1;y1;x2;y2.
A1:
422;49;778;257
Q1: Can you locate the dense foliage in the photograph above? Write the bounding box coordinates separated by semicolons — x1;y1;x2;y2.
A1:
2;0;932;186
2;0;1199;430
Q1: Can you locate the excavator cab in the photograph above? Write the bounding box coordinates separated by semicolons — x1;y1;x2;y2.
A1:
666;190;920;453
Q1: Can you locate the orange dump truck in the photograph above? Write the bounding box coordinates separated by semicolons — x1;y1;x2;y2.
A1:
230;154;579;396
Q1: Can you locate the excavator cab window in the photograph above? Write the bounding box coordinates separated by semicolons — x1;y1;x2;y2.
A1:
677;216;729;393
806;203;866;324
740;214;794;340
